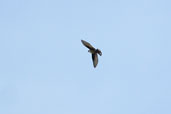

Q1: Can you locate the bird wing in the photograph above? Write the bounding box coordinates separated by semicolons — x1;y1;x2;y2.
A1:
92;53;98;68
81;40;95;50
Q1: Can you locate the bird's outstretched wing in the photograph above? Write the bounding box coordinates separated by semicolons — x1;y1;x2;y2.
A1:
81;40;95;50
92;53;98;68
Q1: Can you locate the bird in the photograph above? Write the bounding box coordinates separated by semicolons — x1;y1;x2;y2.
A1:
81;40;102;68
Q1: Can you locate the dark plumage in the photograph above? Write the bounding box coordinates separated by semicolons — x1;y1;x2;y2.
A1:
81;40;102;68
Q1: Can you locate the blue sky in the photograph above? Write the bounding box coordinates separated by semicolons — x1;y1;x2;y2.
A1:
0;0;171;114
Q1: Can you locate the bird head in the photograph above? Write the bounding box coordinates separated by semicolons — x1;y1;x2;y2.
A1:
97;49;102;56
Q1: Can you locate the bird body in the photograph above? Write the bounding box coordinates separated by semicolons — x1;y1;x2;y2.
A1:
81;40;102;68
88;49;96;54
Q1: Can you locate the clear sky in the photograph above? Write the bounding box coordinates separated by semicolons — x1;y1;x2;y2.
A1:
0;0;171;114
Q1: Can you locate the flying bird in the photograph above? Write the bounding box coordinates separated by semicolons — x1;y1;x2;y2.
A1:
81;40;102;68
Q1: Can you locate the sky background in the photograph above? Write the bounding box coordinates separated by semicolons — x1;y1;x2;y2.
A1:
0;0;171;114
